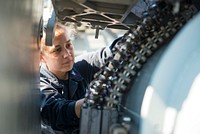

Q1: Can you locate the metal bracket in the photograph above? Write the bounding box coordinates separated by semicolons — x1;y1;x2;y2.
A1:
45;8;56;46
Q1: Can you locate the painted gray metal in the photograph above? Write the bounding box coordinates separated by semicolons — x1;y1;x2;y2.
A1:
0;0;43;133
140;12;200;134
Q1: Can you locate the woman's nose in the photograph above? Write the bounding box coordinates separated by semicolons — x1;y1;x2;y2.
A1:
63;48;71;58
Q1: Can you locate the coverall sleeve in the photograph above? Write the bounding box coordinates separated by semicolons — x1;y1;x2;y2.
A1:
40;80;79;131
75;46;113;68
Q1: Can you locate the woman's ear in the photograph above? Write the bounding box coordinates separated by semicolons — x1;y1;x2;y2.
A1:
40;55;46;63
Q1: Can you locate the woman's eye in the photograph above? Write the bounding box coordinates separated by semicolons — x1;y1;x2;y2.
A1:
66;43;71;48
53;48;61;53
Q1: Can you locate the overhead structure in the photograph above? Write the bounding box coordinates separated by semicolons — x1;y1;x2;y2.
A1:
51;0;143;30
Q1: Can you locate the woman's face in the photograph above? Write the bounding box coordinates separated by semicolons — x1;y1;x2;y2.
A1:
41;28;75;79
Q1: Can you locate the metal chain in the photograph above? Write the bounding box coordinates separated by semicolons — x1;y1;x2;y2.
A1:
84;1;198;109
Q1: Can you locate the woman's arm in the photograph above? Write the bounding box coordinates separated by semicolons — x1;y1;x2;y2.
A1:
75;46;112;68
75;98;85;118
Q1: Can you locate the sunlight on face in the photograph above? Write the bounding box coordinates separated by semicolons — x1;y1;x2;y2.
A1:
41;24;75;79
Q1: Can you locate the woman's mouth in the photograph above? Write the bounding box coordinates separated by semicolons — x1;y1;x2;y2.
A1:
63;60;72;64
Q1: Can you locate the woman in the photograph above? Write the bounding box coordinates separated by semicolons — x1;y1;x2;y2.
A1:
40;22;116;134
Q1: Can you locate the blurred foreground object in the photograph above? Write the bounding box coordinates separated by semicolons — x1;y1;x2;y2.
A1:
0;0;43;133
